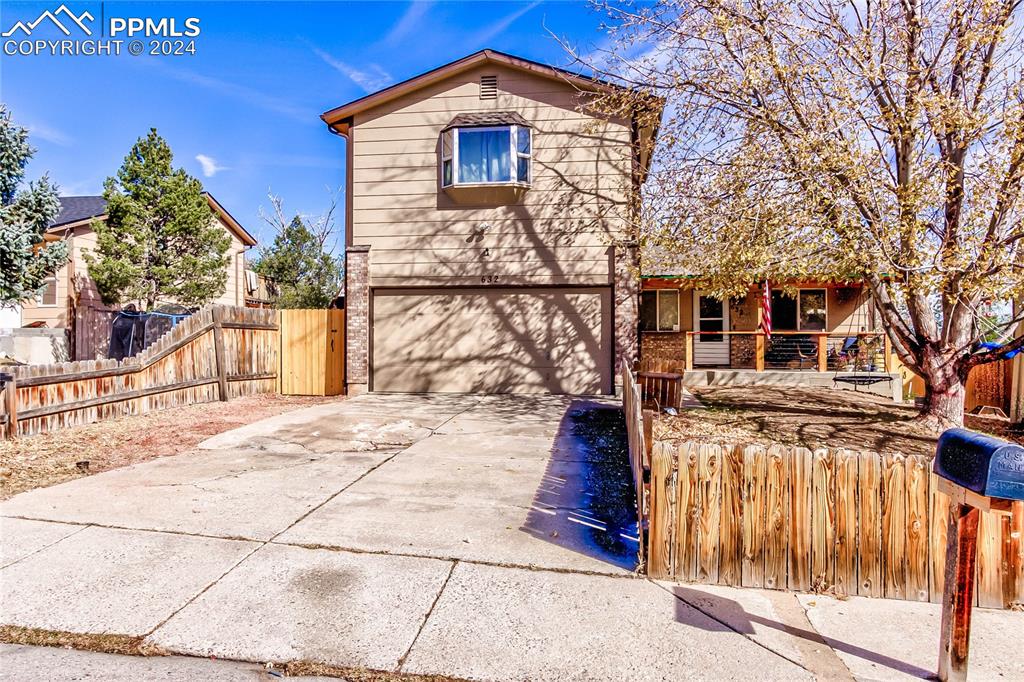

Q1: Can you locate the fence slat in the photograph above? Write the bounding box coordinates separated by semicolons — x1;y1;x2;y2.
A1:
906;454;931;602
882;453;908;600
719;444;744;586
789;446;812;592
834;449;859;597
764;445;789;590
648;442;675;580
696;444;722;583
675;442;700;583
812;448;836;592
741;445;767;588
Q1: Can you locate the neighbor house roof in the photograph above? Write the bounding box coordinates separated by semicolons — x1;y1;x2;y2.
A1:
48;196;108;230
45;193;256;246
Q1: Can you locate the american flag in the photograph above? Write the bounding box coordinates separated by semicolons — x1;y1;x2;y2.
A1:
760;281;772;338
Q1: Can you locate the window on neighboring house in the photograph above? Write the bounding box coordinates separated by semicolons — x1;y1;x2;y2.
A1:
37;276;58;307
441;124;531;187
640;290;680;332
799;289;827;331
771;288;827;331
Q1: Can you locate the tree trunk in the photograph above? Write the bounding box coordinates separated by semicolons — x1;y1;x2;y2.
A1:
919;350;967;430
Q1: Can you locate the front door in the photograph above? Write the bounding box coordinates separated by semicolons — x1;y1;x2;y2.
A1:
692;292;730;366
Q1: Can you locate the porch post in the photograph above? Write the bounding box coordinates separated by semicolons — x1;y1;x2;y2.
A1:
685;333;694;371
755;301;765;372
817;334;827;372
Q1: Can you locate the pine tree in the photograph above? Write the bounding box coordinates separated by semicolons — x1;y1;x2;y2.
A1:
252;195;342;309
86;129;230;310
0;106;68;306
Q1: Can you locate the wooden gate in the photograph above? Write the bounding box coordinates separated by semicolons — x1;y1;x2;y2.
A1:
279;309;345;396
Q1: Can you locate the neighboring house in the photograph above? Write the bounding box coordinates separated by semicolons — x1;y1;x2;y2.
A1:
20;192;257;330
322;49;661;394
640;275;880;367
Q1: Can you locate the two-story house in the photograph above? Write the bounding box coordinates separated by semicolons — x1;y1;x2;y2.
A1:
322;49;661;394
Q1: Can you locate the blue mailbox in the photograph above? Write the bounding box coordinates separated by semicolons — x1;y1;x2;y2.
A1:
934;428;1024;501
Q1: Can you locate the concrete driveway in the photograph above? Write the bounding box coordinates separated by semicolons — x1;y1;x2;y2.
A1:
5;393;1017;681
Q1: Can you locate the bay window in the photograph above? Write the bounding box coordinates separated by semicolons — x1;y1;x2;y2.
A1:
441;122;532;188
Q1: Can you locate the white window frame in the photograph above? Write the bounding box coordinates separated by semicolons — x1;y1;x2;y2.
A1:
441;124;532;188
641;289;680;333
796;288;828;331
36;276;58;307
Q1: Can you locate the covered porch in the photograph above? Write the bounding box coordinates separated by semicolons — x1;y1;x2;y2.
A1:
638;277;903;401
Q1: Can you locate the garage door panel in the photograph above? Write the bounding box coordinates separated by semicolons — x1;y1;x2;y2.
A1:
372;288;611;394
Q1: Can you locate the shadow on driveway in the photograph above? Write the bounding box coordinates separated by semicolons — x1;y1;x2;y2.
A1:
520;399;639;571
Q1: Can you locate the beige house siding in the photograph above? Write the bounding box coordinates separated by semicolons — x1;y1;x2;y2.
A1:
351;63;632;288
20;214;248;329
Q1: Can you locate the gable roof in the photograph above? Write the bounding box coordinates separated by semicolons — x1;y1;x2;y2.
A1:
321;48;660;133
45;193;256;246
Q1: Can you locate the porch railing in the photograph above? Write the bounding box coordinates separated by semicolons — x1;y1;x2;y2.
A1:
676;331;893;372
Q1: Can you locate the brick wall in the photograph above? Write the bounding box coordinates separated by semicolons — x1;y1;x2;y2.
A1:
640;332;687;371
345;245;370;391
614;244;639;379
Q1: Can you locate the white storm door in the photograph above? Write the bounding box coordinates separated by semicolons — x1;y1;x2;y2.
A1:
692;292;730;366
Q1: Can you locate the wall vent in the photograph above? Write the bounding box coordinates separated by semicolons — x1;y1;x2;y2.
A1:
479;75;498;100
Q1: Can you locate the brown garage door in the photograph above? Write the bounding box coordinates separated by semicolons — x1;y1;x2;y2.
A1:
371;287;612;394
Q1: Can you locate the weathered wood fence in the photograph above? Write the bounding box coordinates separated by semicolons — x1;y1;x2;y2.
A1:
966;358;1014;416
646;441;1024;610
622;368;1024;610
0;305;279;438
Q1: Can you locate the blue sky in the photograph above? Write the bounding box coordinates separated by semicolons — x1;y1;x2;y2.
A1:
0;0;612;250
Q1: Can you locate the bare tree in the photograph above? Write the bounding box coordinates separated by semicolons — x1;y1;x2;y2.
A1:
567;0;1024;427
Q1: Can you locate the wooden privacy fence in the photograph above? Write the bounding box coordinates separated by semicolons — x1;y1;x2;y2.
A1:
646;440;1024;610
279;308;345;396
966;358;1014;415
0;305;279;438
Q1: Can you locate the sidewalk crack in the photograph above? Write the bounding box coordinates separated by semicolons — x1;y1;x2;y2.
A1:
396;560;457;673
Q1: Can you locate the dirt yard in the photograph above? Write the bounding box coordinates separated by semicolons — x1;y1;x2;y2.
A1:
0;394;343;500
655;386;1018;457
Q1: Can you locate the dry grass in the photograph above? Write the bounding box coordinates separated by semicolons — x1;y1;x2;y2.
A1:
655;386;1017;457
0;625;468;680
0;393;343;500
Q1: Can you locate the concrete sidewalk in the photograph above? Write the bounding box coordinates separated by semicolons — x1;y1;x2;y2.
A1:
2;394;1021;681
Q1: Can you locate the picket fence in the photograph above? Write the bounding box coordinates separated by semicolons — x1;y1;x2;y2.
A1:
623;369;1024;610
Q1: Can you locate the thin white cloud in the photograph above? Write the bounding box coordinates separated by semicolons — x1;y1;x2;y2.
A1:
138;58;311;124
196;154;226;178
471;1;542;46
383;2;433;46
26;121;72;146
311;45;392;93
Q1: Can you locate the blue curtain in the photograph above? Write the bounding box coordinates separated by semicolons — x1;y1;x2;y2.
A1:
458;129;511;182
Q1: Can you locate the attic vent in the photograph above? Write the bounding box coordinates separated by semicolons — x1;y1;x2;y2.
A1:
479;75;498;100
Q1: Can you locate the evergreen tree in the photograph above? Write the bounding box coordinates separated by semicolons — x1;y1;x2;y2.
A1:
252;196;342;309
86;129;230;310
0;106;68;306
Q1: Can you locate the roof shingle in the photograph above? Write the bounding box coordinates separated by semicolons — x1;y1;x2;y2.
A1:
48;196;107;230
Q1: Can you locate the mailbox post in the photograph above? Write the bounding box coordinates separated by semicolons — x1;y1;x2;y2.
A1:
933;429;1024;682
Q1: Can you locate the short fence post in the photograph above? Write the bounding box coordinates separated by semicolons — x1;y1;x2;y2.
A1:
755;333;765;372
211;306;229;402
817;335;827;372
685;333;694;371
2;374;16;440
938;503;981;682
